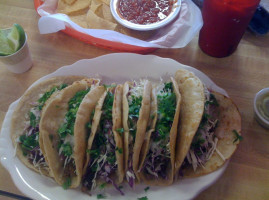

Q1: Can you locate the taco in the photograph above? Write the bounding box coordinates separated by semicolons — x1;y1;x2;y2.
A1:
11;76;85;177
174;69;205;175
82;84;125;194
122;80;152;188
137;78;181;186
181;91;241;177
39;78;100;188
174;69;241;177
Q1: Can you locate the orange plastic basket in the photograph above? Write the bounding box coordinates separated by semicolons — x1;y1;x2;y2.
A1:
34;0;157;53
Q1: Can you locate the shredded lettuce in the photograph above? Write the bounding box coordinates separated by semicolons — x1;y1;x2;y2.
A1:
185;92;219;171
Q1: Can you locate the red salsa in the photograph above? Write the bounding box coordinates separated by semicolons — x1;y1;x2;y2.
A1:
118;0;173;25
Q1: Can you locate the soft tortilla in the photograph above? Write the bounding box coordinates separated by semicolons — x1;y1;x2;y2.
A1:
174;69;205;176
11;76;85;177
182;92;242;177
137;78;181;186
40;78;99;188
57;0;91;15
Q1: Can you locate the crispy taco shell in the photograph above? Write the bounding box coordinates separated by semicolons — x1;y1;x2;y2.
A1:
39;78;99;188
137;78;181;186
82;85;124;188
174;69;205;175
182;92;241;177
122;80;152;184
11;76;85;176
74;85;106;184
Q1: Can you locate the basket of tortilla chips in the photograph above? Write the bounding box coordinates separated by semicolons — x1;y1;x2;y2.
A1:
34;0;203;53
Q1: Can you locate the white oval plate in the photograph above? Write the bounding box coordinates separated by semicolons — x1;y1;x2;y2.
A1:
0;53;228;200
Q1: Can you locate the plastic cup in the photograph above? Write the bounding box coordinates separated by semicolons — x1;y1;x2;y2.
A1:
0;34;33;73
199;0;261;58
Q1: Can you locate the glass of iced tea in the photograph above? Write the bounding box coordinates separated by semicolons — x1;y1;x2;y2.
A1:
199;0;261;58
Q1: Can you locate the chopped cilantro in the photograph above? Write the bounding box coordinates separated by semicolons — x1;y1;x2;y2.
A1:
144;186;150;192
116;147;123;154
107;152;116;164
164;82;173;92
205;93;219;106
199;113;212;129
29;111;37;128
19;134;39;151
58;89;90;139
90;109;95;119
87;122;92;130
58;123;68;138
99;183;106;189
128;95;142;138
191;132;205;149
101;92;114;120
92;91;114;150
97;194;106;199
91;162;98;172
138;196;148;200
61;143;73;157
38;84;67;110
116;128;124;136
233;130;243;143
86;149;100;159
95;132;106;147
154;86;176;142
62;177;71;190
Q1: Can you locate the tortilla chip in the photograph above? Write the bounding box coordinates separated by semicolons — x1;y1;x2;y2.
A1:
11;76;85;177
182;92;242;177
86;9;117;30
101;3;115;22
90;0;102;15
174;69;205;176
100;0;110;6
57;0;91;15
69;14;88;28
64;0;77;5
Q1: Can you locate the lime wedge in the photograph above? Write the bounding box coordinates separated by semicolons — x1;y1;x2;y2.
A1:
0;31;14;56
0;24;26;56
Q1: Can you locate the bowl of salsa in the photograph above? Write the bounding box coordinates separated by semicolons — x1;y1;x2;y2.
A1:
110;0;182;31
